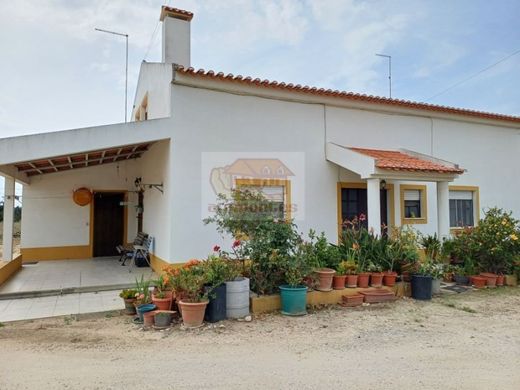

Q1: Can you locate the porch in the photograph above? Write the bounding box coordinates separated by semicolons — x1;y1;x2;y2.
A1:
0;257;155;299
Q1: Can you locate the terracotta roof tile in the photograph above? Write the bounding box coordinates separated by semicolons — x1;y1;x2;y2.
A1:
160;6;194;21
349;147;465;174
175;65;520;125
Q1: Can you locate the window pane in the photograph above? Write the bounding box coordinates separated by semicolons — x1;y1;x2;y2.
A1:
449;198;474;227
449;199;457;227
404;200;421;218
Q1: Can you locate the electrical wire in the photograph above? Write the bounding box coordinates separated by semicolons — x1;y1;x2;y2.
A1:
425;48;520;102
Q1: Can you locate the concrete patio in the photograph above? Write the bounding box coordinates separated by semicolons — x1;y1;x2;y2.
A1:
0;257;155;299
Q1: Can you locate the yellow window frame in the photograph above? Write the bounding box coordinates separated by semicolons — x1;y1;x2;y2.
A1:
400;184;428;225
448;185;480;232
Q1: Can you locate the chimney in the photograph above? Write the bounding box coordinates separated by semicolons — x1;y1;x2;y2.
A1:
160;6;193;66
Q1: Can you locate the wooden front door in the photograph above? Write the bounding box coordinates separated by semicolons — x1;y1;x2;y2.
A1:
341;188;388;230
93;192;125;257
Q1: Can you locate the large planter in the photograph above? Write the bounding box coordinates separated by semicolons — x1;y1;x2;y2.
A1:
225;277;250;319
370;272;384;287
383;272;397;287
279;285;308;316
480;273;497;288
204;283;227;323
332;275;346;290
411;275;433;300
453;274;470;286
431;278;441;295
154;310;175;328
505;274;517;286
178;300;209;328
136;303;156;322
346;274;358;288
123;298;136;315
357;273;370;288
315;268;335;291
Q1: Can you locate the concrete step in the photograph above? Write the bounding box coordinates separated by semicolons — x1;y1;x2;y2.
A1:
0;283;135;300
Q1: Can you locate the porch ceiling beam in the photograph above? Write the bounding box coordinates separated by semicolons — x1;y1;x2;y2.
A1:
18;149;148;173
47;159;58;172
28;162;43;175
85;153;88;168
67;156;73;169
126;145;139;160
370;170;459;182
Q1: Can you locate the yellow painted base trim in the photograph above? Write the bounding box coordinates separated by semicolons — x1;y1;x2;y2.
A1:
250;285;398;314
21;246;91;262
0;254;23;286
150;253;174;275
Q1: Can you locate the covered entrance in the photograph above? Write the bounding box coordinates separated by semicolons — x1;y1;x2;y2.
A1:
93;192;126;257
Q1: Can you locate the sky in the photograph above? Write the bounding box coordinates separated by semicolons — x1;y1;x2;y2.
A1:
0;0;519;199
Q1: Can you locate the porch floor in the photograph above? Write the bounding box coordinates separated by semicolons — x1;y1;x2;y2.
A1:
0;257;155;297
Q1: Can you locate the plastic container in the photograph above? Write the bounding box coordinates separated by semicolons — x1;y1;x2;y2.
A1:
204;283;227;323
136;303;156;322
411;275;433;300
279;285;308;316
225;277;250;319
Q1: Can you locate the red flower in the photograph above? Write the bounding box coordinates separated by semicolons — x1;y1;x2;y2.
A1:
232;240;241;248
359;213;366;222
213;245;221;252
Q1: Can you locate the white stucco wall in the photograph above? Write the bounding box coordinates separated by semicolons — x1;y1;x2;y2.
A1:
133;62;172;121
166;82;519;262
139;140;171;262
21;160;140;249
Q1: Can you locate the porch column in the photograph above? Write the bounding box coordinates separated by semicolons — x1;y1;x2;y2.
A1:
367;178;381;236
437;181;450;240
2;176;15;261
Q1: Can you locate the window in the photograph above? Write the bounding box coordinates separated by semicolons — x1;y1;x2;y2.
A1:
235;179;291;220
400;185;427;224
449;186;479;228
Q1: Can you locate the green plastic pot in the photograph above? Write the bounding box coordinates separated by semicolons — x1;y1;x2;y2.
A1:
279;285;308;316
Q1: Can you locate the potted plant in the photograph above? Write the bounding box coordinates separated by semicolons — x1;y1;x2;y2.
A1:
368;262;384;287
203;254;240;323
382;243;398;287
429;261;445;295
279;250;311;316
154;310;176;329
311;232;337;292
152;274;173;310
411;261;434;300
134;276;155;322
176;263;209;328
333;261;348;290
119;289;138;315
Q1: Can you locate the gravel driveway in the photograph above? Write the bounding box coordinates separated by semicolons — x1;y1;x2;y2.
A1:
1;288;519;389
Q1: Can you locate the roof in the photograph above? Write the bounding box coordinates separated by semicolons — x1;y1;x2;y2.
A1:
175;65;520;125
14;142;153;177
160;6;193;21
349;147;465;174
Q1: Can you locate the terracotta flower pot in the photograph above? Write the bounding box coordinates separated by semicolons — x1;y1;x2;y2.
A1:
315;268;336;292
178;300;209;328
357;273;370;288
496;274;505;286
505;274;517;286
370;273;384;287
346;274;358;288
401;271;411;282
383;272;397;287
152;295;173;311
143;310;157;327
332;275;346;290
472;276;487;289
480;273;497;288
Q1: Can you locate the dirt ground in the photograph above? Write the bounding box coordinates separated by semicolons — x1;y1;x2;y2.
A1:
0;288;519;390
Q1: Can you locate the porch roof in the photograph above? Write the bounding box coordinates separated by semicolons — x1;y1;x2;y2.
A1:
14;141;153;177
326;143;464;182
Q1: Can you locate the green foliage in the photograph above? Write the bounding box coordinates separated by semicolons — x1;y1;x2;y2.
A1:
421;233;442;260
175;263;208;303
203;188;276;239
416;259;445;278
119;289;137;299
203;255;240;287
134;275;152;304
280;251;312;287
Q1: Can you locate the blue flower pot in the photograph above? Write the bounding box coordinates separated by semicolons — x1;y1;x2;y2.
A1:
279;285;308;316
136;304;156;322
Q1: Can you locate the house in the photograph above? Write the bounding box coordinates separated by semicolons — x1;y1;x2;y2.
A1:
1;6;519;281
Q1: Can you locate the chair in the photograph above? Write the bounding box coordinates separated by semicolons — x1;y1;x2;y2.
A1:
117;232;147;264
125;235;153;272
